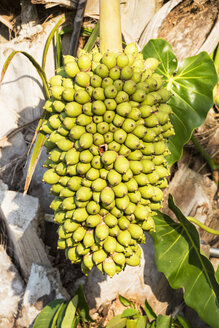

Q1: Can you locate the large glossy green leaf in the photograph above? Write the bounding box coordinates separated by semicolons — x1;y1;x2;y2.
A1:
149;195;219;328
156;315;172;328
61;295;78;327
142;39;218;166
106;314;127;328
33;299;64;328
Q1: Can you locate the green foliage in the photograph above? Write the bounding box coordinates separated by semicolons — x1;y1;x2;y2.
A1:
142;39;218;166
150;194;219;328
33;299;65;328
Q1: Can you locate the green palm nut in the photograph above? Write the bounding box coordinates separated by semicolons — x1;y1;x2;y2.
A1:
50;86;65;100
117;53;129;68
121;66;133;80
82;103;93;117
113;183;128;197
92;100;106;115
95;222;109;241
122;119;136;133
101;52;117;69
76;243;90;256
83;253;94;271
156;178;168;189
64;219;79;233
62;196;76;210
109;225;120;237
58;225;72;239
159;103;172;115
127;107;141;121
59;187;75;198
86;167;100;180
48;114;62;130
113;129;127;144
104;85;118;99
69;126;85;140
91;178;107;192
133;125;147;138
154;141;166;155
104;213;117;227
113;114;125;127
76;186;92;201
136;81;149;93
93;116;103;124
114;79;124;91
95;63;109;78
116;102;132;117
72;207;88;222
56;138;73;151
57;123;69;136
103;236;117;254
142;129;157;142
124;202;136;215
104;99;117;111
131;89;146;102
59;176;70;186
83;230;95;248
50;197;62;211
65;61;79;77
112;252;126;266
92;249;107;265
114;156;129;174
117;230;131;246
118;216;130;230
49;130;65;143
134;173;149;186
67;247;81;263
74;89;90;104
151;186;163;202
49;147;63;163
97;122;109;134
90;74;102;88
92;87;105;100
157;88;171;102
81;178;92;187
76;114;92;126
149;201;162;211
89;144;99;156
53;211;66;224
108;141;121;152
142;142;155;155
65;210;74;219
103;258;117;277
57;238;66;249
92;133;103;146
65;149;79;165
86;122;97;134
125;178;138;192
55;162;67;176
86;201;100;214
147;171;160;184
50;181;64;195
104;131;114;143
139;185;154;199
92;156;103;169
102;77;113;88
109;66;120;80
123;80;137;96
122;168;133;182
126;253;140;266
62;88;75;102
80;150;93;163
125;134;141;150
43;169;60;184
134;204;150;221
118;144;131;157
128;190;141;203
67;164;77;176
115;91;129;103
141;216;155;231
101;151;117;165
116;195;130;210
127;150;143;161
100;187;115;205
78;54;92;70
78;133;93;149
107;170;122;186
49;74;63;86
86;214;101;227
73;226;86;243
129;161;143;175
65;101;82;117
43;99;54;113
76;162;91;175
128;223;143;240
62;78;74;89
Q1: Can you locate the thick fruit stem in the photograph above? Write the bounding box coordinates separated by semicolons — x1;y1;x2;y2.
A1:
99;0;123;54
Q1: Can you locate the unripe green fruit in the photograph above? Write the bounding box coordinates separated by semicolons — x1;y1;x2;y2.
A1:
65;102;82;118
123;80;137;95
142;129;157;142
103;200;115;211
104;131;114;143
92;156;103;169
76;114;92;126
145;57;160;70
90;74;102;88
59;187;74;197
103;236;117;254
122;168;133;182
76;162;91;175
116;102;132;117
79;133;93;149
86;214;101;228
104;213;117;227
73;226;86;242
114;79;124;91
109;67;121;80
104;85;118;98
101;52;117;69
104;99;117;111
81;178;92;187
107;170;121;186
103;258;116;277
58;123;69;136
56;138;73;151
76;186;92;201
95;63;109;78
65;61;79;77
128;191;141;203
49;147;63;163
65;148;80;165
86;201;100;214
66;164;77;176
125;178;138;192
92;100;106;115
59;176;70;186
113;114;125;127
91;178;107;192
127;107;141;121
62;88;75;102
50;197;63;211
124;202;136;215
74;89;90;104
134;204;150;221
54;211;66;224
122;118;136;133
62;196;76;210
154;141;166;155
134;173;149;186
119;144;131;157
127;150;143;161
115;91;129;103
109;225;120;237
126;253;140;266
128;223;143;240
80;150;93;163
117;230;131;246
125;134;141;150
69;125;85;140
86;122;97;134
49;75;63;86
93;249;107;265
93;133;104;146
116;195;130;210
72;207;88;222
114;156;129;174
83;230;95;248
48;114;61;130
57;238;66;249
83;253;94;271
156;178;168;189
101;151;117;165
100;187;115;205
113;183;128;197
112;252;126;266
50;86;64;100
83;102;93;116
159;103;172;114
64;219;79;233
117;53;129;68
129;161;143;174
78;54;92;70
97;122;109;134
139;185;154;199
142;142;155;155
133;125;147;139
108;140;121;152
86;167;100;180
58;225;72;239
136;81;149;93
151;186;163;202
95;223;109;241
121;66;133;80
93;87;105;101
141;94;156;106
118;216;130;230
43;169;60;184
147;171;160;184
141;216;155;231
102;77;113;88
114;129;127;144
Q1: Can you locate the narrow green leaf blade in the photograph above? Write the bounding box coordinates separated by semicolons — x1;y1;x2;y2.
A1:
56;30;62;69
119;294;132;307
42;16;65;70
136;316;147;328
144;299;157;321
121;308;139;318
175;314;190;328
51;302;66;328
33;299;64;328
149;195;219;328
57;303;68;328
61;295;78;328
106;314;127;328
155;315;172;328
75;284;93;322
142;39;218;166
83;20;100;53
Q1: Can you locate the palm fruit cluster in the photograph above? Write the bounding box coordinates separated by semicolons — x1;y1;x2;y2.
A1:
41;43;174;277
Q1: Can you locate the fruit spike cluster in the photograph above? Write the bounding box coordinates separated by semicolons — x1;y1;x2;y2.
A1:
41;43;174;277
